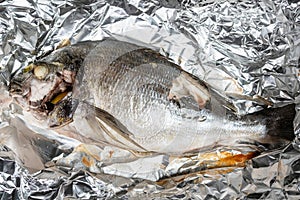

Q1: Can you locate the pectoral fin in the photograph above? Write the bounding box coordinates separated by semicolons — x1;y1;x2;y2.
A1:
91;104;149;153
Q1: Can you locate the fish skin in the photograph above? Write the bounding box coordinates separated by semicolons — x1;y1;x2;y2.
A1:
9;39;295;155
75;39;295;154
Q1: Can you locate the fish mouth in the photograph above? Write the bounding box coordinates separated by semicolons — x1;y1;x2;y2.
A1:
39;77;73;112
9;70;75;116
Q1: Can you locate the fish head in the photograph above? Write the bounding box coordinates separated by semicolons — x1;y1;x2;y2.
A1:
9;61;76;120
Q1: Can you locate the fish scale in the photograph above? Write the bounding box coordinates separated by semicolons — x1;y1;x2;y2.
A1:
79;40;269;153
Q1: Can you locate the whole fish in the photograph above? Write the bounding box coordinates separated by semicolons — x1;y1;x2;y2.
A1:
9;39;295;156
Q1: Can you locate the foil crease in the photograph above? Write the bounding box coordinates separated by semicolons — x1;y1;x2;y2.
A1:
0;0;300;199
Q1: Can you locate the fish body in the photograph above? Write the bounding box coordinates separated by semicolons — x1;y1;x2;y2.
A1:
9;39;295;155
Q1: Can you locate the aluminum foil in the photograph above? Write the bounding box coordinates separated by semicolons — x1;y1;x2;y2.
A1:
1;0;300;199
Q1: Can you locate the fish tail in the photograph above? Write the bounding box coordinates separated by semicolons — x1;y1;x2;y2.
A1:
257;103;296;141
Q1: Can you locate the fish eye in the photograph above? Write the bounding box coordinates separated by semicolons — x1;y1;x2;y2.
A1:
33;65;49;79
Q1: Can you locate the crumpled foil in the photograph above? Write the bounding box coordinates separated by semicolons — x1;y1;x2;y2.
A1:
0;0;300;199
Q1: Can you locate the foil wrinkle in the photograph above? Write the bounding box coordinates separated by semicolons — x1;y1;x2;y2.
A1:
0;0;299;199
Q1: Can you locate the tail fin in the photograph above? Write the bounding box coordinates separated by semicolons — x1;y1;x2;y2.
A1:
207;84;295;141
252;104;296;141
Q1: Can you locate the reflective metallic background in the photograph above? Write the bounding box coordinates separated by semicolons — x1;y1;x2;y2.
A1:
0;0;299;199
